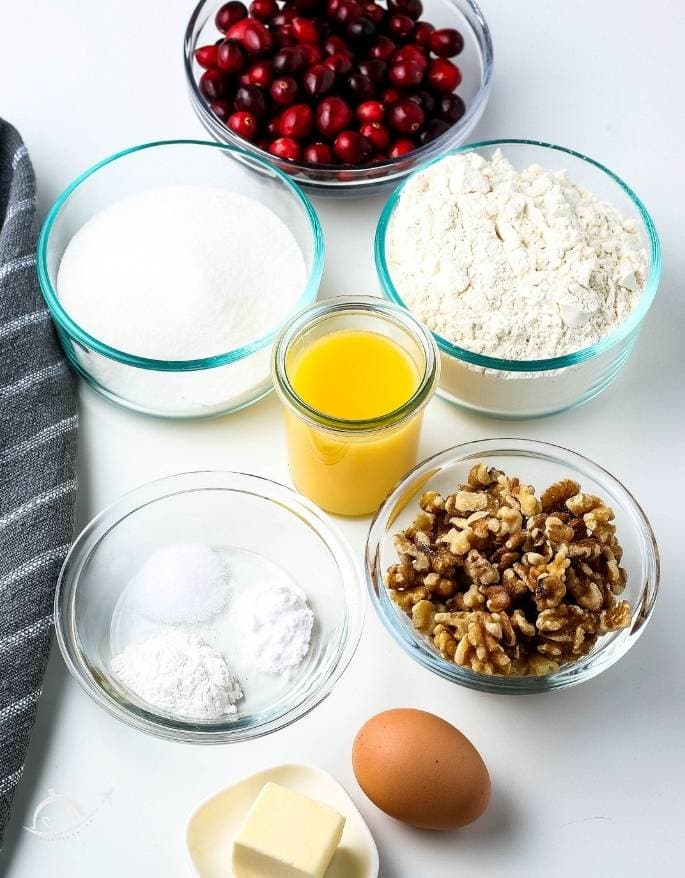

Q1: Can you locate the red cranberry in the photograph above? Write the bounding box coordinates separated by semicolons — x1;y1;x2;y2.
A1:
255;136;271;151
246;60;273;87
334;2;363;28
358;58;387;84
406;88;435;114
389;137;415;157
419;117;450;144
382;87;401;104
387;98;424;133
273;27;298;49
266;116;280;137
271;10;296;27
437;92;465;124
195;44;219;68
327;0;342;15
269;137;302;161
235;84;268;117
217;38;246;73
270;76;299;105
241;19;274;55
199;68;227;99
323;34;353;55
414;21;434;47
303;64;336;97
369;35;396;60
426;58;461;92
304;142;334;163
250;0;277;18
362;2;385;27
359;121;390;150
292;16;320;42
272;45;308;74
430;27;464;58
347;16;376;42
388;0;422;20
333;130;373;163
393;43;428;68
209;99;233;121
316;96;353;137
300;43;325;64
324;52;353;74
356;100;385;123
279;103;314;139
388;59;424;88
216;1;247;32
387;14;414;41
228;110;258;140
345;72;375;101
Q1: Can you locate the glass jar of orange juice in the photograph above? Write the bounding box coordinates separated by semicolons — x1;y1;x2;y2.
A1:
272;296;440;516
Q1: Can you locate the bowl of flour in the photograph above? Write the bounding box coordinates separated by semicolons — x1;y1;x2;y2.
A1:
37;140;324;418
376;140;661;418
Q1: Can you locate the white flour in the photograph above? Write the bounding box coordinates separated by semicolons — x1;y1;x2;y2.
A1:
387;150;648;361
111;629;243;720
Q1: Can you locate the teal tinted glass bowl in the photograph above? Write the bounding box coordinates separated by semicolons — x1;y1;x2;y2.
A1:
37;140;324;419
375;140;661;418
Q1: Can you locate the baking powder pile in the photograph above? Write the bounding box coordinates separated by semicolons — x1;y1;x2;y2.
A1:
386;150;648;359
111;629;243;721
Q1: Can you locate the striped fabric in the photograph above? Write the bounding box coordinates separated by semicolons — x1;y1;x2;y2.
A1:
0;120;78;842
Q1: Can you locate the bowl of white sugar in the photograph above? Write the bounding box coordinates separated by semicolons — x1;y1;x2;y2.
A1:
37;140;324;418
375;140;661;418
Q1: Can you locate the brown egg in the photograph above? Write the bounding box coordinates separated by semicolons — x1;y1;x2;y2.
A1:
352;708;490;830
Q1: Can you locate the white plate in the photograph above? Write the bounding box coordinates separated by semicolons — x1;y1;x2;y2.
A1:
186;764;380;878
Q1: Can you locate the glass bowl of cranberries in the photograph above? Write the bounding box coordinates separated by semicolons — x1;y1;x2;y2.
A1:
184;0;493;194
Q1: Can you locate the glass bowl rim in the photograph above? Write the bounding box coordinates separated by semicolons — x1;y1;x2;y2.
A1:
375;138;662;371
183;0;494;187
365;438;660;694
271;294;440;434
37;139;325;372
54;470;365;743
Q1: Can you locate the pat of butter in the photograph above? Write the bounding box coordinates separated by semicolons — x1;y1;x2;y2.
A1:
232;782;346;878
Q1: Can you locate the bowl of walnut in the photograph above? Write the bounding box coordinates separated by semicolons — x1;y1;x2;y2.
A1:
365;438;659;693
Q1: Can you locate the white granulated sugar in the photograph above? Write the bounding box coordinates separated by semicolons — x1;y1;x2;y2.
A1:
129;543;230;626
234;581;314;676
111;629;243;720
58;186;307;359
386;150;648;360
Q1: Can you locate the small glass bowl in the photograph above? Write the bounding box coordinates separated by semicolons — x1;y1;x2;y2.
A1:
37;140;324;419
55;471;364;742
376;139;662;417
184;0;493;196
366;439;659;694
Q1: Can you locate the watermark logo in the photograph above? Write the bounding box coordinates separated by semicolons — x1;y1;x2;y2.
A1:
24;787;114;842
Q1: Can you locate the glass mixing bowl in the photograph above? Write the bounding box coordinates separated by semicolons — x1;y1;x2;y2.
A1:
376;139;662;417
55;471;364;742
37;140;324;418
184;0;493;196
366;439;659;694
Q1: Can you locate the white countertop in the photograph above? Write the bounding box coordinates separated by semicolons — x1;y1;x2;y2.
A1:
1;1;683;875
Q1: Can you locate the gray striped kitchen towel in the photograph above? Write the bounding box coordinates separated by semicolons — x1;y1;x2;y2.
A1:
0;120;78;843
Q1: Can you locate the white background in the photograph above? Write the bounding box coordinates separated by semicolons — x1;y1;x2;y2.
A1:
1;1;684;875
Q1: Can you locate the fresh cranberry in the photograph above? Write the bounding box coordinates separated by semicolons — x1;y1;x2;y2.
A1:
279;103;314;138
406;88;435;114
270;75;299;105
414;21;434;47
303;64;336;97
426;58;461;92
323;34;353;55
345;72;375;101
300;43;325;64
437;92;465;124
242;19;274;55
271;10;296;27
217;38;246;73
210;99;233;121
356;100;385;123
347;16;376;42
393;43;428;68
389;137;415;157
429;27;464;58
327;0;342;15
269;137;302;161
316;96;353;137
387;98;424;133
382;87;401;104
333;130;373;163
357;58;387;83
324;52;353;73
388;59;424;88
388;0;422;20
273;25;298;49
362;2;385;27
419;117;450;144
359;121;390;150
228;110;258;140
304;142;334;163
292;16;319;42
272;45;308;74
334;1;363;28
246;60;273;87
235;84;268;117
387;14;414;41
369;35;396;60
250;0;278;19
195;44;219;68
216;1;248;32
266;116;281;137
199;68;227;99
